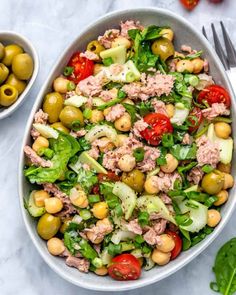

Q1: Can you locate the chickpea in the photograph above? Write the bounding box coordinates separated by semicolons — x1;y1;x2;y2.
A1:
114;113;132;132
151;249;171;266
214;190;229;206
122;98;134;105
156;234;175;253
44;197;63;214
95;266;108;276
144;176;159;194
191;58;204;74
70;188;88;208
87;231;103;244
114;134;128;147
96;217;112;230
103;107;111;117
33;190;50;207
176;60;193;73
92;202;109;219
118;154;136;172
111;36;131;49
47;237;65;256
166;104;175;118
93;64;104;75
214;122;231;139
207;209;221;227
160;28;174;41
90;110;104;124
160;154;178;173
32;136;49;153
223;173;234;190
217;162;231;174
53;76;70;93
98;137;114;153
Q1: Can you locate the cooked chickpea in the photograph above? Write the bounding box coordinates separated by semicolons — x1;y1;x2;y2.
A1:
93;64;104;75
53;76;70;93
156;234;175;253
223;173;234;190
33;190;50;207
191;58;204;74
47;237;65;256
111;36;131;49
114;134;128;147
214;122;231;139
122;98;134;105
207;209;221;227
217;162;231;174
160;154;178;173
32;136;49;153
114;113;132;132
95;266;108;276
92;202;109;219
44;197;63;214
151;249;171;266
166;104;175;118
96;217;112;230
176;60;193;73
144;176;159;194
70;188;88;208
118;154;136;172
90;110;104;123
103;107;111;116
214;190;229;206
98;137;114;153
160;28;174;41
87;231;103;244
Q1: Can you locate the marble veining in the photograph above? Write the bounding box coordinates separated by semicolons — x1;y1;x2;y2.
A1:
0;0;236;294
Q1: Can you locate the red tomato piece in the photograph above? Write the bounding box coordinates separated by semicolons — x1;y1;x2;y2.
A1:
140;113;173;146
180;0;200;10
108;254;141;281
67;51;94;83
197;85;231;108
165;230;182;260
187;107;203;134
98;172;120;182
92;184;100;195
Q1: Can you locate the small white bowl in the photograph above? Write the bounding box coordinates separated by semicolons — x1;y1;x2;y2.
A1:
0;31;39;120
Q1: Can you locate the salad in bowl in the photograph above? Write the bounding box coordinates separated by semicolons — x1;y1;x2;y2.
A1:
23;19;234;281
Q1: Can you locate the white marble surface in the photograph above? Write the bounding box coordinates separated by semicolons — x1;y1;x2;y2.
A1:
0;0;236;294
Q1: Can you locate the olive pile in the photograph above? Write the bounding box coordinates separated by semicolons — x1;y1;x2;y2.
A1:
0;42;33;107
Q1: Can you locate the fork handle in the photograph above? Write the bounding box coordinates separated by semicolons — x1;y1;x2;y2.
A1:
226;68;236;96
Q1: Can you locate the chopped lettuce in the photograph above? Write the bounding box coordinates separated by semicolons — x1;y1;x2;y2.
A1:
170;143;197;160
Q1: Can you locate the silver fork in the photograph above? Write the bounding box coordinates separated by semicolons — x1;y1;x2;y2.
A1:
202;22;236;94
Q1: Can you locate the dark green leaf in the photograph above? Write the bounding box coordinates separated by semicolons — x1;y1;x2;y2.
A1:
170;144;197;160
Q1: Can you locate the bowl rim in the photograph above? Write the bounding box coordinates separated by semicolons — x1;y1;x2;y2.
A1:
0;31;39;120
18;7;236;291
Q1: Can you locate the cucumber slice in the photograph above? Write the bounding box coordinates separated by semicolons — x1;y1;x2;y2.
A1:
111;230;136;244
27;190;46;217
92;97;105;107
100;46;127;64
78;151;107;174
64;95;87;107
85;125;117;143
33;123;59;139
113;182;137;220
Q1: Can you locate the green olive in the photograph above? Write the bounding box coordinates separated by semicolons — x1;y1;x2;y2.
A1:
0;43;5;60
122;169;145;193
2;44;23;66
12;53;33;80
6;73;26;94
151;37;175;61
59;106;84;129
0;84;18;106
87;40;105;55
51;122;70;134
60;219;72;234
43;92;64;123
201;170;224;195
0;63;9;85
37;213;61;240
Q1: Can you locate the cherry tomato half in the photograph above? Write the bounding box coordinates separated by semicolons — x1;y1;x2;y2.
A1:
180;0;200;10
165;230;182;260
98;171;120;182
67;51;94;83
92;184;100;195
187;107;203;134
197;85;231;108
140;113;173;146
108;254;141;281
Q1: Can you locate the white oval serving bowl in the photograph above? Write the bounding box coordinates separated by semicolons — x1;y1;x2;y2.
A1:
0;31;39;120
18;8;236;291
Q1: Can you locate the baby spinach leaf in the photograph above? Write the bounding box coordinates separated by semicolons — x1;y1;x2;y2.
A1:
170;143;197;160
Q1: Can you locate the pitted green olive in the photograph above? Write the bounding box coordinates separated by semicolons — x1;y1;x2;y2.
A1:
151;37;175;61
0;84;18;106
87;40;105;55
2;44;23;66
0;43;5;60
201;170;224;195
121;169;145;193
59;106;84;129
6;73;26;94
37;213;61;240
43;92;64;123
12;53;33;80
0;63;9;84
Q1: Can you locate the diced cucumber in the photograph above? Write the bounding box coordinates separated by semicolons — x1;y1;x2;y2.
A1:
78;151;107;174
85;125;117;143
112;182;137;220
111;230;136;244
27;191;46;217
100;46;127;65
170;102;190;125
92;97;105;107
33;123;59;139
64;95;87;107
